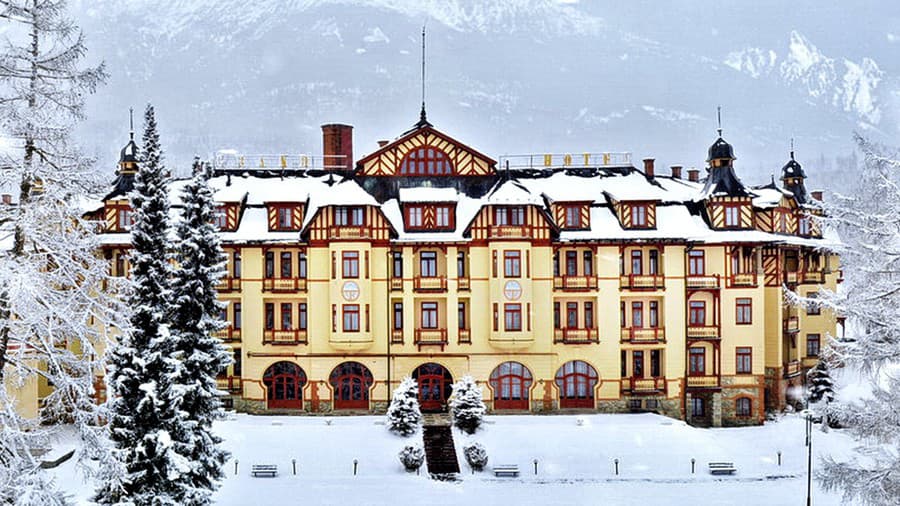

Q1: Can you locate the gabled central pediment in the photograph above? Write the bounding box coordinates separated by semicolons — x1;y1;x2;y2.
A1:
356;125;496;176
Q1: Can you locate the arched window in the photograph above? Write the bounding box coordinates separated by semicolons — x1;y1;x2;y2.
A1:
735;397;752;418
412;363;453;412
490;362;533;410
329;362;374;410
263;362;307;409
555;360;598;409
399;146;454;175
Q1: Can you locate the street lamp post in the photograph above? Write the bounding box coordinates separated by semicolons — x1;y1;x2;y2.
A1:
807;414;813;506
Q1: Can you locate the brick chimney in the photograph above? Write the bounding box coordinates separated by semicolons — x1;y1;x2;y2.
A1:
1;194;10;205
642;158;655;177
687;168;700;182
670;165;682;179
811;190;823;201
321;123;354;171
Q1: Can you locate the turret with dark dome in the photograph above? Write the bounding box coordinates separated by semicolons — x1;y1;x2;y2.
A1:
707;134;735;165
781;146;809;204
103;109;139;200
701;126;750;198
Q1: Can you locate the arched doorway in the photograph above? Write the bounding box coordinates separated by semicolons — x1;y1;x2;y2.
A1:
555;360;598;409
263;362;307;409
329;362;374;410
489;362;533;410
412;363;453;412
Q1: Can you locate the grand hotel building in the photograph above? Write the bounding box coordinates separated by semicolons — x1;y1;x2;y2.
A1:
21;113;839;427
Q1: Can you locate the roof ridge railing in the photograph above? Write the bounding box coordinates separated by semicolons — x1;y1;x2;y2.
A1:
212;153;348;171
499;152;632;169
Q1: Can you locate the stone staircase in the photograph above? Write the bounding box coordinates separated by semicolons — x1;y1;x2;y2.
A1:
422;413;460;476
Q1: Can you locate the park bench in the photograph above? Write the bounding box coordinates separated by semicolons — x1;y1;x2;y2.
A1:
493;465;520;477
251;464;278;477
708;462;736;475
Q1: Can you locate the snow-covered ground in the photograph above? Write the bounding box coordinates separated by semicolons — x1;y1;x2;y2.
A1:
52;413;856;506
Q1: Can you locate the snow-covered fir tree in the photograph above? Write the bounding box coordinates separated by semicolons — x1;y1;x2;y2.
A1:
386;377;422;437
815;135;900;505
0;0;120;503
167;158;232;505
806;359;835;405
449;376;486;434
96;105;188;506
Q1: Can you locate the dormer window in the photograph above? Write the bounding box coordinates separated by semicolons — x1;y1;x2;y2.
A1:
118;207;133;230
631;205;647;227
335;206;365;226
268;203;302;232
799;216;811;236
565;206;581;228
277;207;292;229
408;207;423;228
725;206;740;227
214;207;228;230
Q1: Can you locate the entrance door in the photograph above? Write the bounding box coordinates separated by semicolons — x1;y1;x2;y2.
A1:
263;362;306;409
413;363;453;412
555;360;599;409
490;362;533;410
329;362;374;410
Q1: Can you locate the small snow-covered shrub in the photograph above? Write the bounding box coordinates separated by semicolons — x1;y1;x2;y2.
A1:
463;443;488;471
387;377;422;437
450;376;486;434
576;417;585;426
398;445;425;472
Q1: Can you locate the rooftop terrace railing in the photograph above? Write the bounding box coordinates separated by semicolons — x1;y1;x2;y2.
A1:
212;153;348;171
499;152;632;170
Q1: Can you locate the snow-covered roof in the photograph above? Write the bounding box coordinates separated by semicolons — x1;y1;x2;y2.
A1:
398;187;459;203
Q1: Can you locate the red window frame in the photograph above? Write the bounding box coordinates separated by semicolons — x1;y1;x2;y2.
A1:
214;206;229;230
631;301;643;328
566;302;578;329
342;251;359;278
689;347;706;375
689;301;706;326
334;206;365;226
735;397;752;417
490;362;533;410
399;146;454;175
342;304;360;332
406;205;423;228
723;204;742;228
420;302;438;329
631;250;642;275
504;304;522;331
280;252;292;278
688;250;705;275
736;298;752;324
494;206;525;226
631;204;648;227
649;301;659;328
419;251;437;277
563;205;582;229
736;347;752;374
806;334;820;357
565;251;578;276
504;251;521;278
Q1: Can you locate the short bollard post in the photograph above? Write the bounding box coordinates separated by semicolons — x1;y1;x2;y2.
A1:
234;460;239;476
353;459;358;476
691;458;695;474
292;459;297;475
777;451;782;466
614;458;619;476
533;459;539;475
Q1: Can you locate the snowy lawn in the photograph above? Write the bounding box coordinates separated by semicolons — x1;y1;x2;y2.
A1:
52;413;857;505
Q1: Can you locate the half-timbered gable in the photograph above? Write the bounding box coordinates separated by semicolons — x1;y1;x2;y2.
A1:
552;201;592;230
216;202;243;232
706;197;753;230
357;125;496;176
265;202;304;232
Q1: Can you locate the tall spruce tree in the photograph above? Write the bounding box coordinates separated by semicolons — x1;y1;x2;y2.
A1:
815;135;900;505
168;159;232;505
96;105;187;506
0;0;120;502
806;359;835;405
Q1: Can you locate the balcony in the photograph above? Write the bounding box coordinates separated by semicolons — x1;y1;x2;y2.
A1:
620;274;665;290
783;316;800;333
686;275;720;290
622;377;666;394
217;277;242;293
263;329;307;345
216;376;242;394
391;328;404;344
620;327;665;344
488;225;531;239
801;271;825;284
414;276;448;293
729;273;757;287
784;360;802;378
415;328;448;349
262;277;307;292
458;328;471;344
784;271;799;285
390;278;403;291
214;327;242;343
458;277;471;291
686;375;720;388
553;328;599;344
328;226;370;240
686;325;720;340
553;275;598;291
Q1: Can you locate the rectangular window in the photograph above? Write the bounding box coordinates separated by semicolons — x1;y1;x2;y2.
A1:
392;251;403;278
631;250;642;275
566;302;578;329
118;208;133;230
510;207;525;225
689;347;706;375
280;252;292;278
494;207;508;226
621;350;627;377
233;302;242;330
736;298;752;324
215;207;228;229
436;206;450;228
650;349;661;377
564;205;581;228
276;207;293;229
799;216;811;235
807;334;821;357
351;207;364;226
342;251;359;278
688;250;705;275
631;204;648;227
233;251;242;278
115;253;126;277
583;251;593;276
420;251;437;277
335;206;348;226
584;302;594;329
649;301;659;327
691;397;705;417
393;302;403;330
553;253;560;277
335;206;364;226
298;303;307;330
343;304;360;332
504;251;521;278
631;301;643;328
689;301;706;326
806;293;821;315
458;302;467;330
408;206;423;228
457;251;466;278
504;304;522;331
493;303;499;332
553;302;561;329
649;250;659;275
420;302;438;329
725;205;740;227
736;347;752;374
264;251;275;278
280;303;292;330
565;251;578;276
632;350;644;377
298;252;307;278
233;349;242;376
736;398;751;417
620;301;626;328
264;303;274;331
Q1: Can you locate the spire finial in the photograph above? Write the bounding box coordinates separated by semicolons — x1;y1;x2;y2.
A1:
790;137;795;160
420;22;426;123
716;106;723;137
129;107;134;140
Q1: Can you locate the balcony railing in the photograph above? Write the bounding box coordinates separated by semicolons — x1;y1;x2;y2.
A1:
729;273;757;287
784;360;801;378
499;152;632;169
783;316;800;333
328;226;370;240
686;325;720;339
391;328;404;344
213;327;242;343
801;271;825;284
415;328;448;347
686;375;720;388
620;327;665;343
458;277;471;291
262;277;307;292
488;225;531;239
553;275;598;291
553;327;599;344
390;278;403;291
216;376;242;394
263;329;308;345
620;274;665;290
414;276;447;292
217;277;242;293
686;275;720;289
784;271;799;285
622;377;666;394
458;328;471;344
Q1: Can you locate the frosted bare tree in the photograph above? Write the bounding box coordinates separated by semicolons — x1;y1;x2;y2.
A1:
0;0;120;503
814;135;900;505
